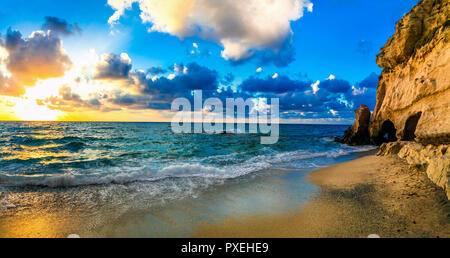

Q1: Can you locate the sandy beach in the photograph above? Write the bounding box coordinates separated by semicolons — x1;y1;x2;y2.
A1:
194;154;450;238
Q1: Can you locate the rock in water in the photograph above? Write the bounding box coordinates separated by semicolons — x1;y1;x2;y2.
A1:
369;0;450;145
335;105;371;145
340;0;450;199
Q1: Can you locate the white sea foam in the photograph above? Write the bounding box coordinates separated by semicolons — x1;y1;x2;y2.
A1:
0;145;376;188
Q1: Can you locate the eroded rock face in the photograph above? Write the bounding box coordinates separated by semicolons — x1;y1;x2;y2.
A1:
335;105;371;145
377;141;405;155
379;141;450;199
370;0;450;145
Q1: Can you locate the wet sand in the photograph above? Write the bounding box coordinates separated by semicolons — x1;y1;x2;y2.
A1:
194;155;450;238
2;154;449;238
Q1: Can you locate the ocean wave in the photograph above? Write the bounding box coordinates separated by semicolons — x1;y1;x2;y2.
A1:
0;163;245;188
202;144;377;170
0;171;161;188
0;146;376;188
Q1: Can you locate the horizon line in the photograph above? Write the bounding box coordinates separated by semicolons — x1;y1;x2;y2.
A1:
0;120;353;126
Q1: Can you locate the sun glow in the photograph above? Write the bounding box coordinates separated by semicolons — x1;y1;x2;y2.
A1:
12;98;62;121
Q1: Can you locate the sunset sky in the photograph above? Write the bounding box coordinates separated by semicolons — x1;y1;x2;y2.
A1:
0;0;418;123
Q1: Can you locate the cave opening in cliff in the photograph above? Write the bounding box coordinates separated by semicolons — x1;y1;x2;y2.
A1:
403;112;422;141
379;120;397;144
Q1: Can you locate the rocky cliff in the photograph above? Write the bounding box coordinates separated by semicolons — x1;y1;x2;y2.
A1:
335;105;371;145
370;0;450;145
370;0;450;199
378;142;450;199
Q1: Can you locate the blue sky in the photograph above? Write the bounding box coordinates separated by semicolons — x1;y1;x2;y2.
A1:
0;0;419;123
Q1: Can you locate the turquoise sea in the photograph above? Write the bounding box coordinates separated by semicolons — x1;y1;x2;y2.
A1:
0;122;375;237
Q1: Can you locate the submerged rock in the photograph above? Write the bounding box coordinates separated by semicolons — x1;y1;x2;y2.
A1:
335;105;371;145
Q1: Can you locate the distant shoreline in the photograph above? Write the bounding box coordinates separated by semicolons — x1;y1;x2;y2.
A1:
193;153;450;238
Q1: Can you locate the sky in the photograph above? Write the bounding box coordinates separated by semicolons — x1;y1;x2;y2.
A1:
0;0;419;123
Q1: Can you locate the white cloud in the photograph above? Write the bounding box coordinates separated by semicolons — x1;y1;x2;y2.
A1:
272;73;279;79
256;67;262;73
173;63;188;74
327;74;335;80
352;85;366;96
193;42;199;49
167;74;176;80
329;109;338;116
107;0;313;61
311;80;320;94
0;30;72;96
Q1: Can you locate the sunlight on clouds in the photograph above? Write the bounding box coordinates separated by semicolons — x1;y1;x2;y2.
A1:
13;98;62;121
24;78;63;100
107;0;313;61
0;47;11;77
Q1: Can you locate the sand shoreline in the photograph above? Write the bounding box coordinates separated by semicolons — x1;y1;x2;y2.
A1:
194;154;450;238
1;152;448;238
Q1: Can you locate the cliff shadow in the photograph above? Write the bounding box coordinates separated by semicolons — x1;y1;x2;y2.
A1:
402;112;422;141
374;120;397;145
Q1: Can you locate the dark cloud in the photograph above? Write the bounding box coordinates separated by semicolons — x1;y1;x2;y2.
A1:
254;39;296;67
350;87;377;112
146;102;172;110
0;28;72;96
59;85;81;101
356;72;378;88
221;73;234;85
235;73;378;120
115;62;379;122
319;79;352;93
109;93;151;108
42;16;82;36
37;86;107;112
230;38;296;67
148;66;166;75
132;62;218;101
38;45;377;122
3;29;22;49
173;63;186;74
102;62;232;111
240;75;311;93
108;92;175;111
94;53;132;80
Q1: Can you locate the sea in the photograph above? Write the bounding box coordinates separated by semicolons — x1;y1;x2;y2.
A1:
0;122;376;237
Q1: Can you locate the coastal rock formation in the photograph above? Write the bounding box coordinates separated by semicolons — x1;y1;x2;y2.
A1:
335;105;371;145
378;141;450;199
377;141;405;155
370;0;450;145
